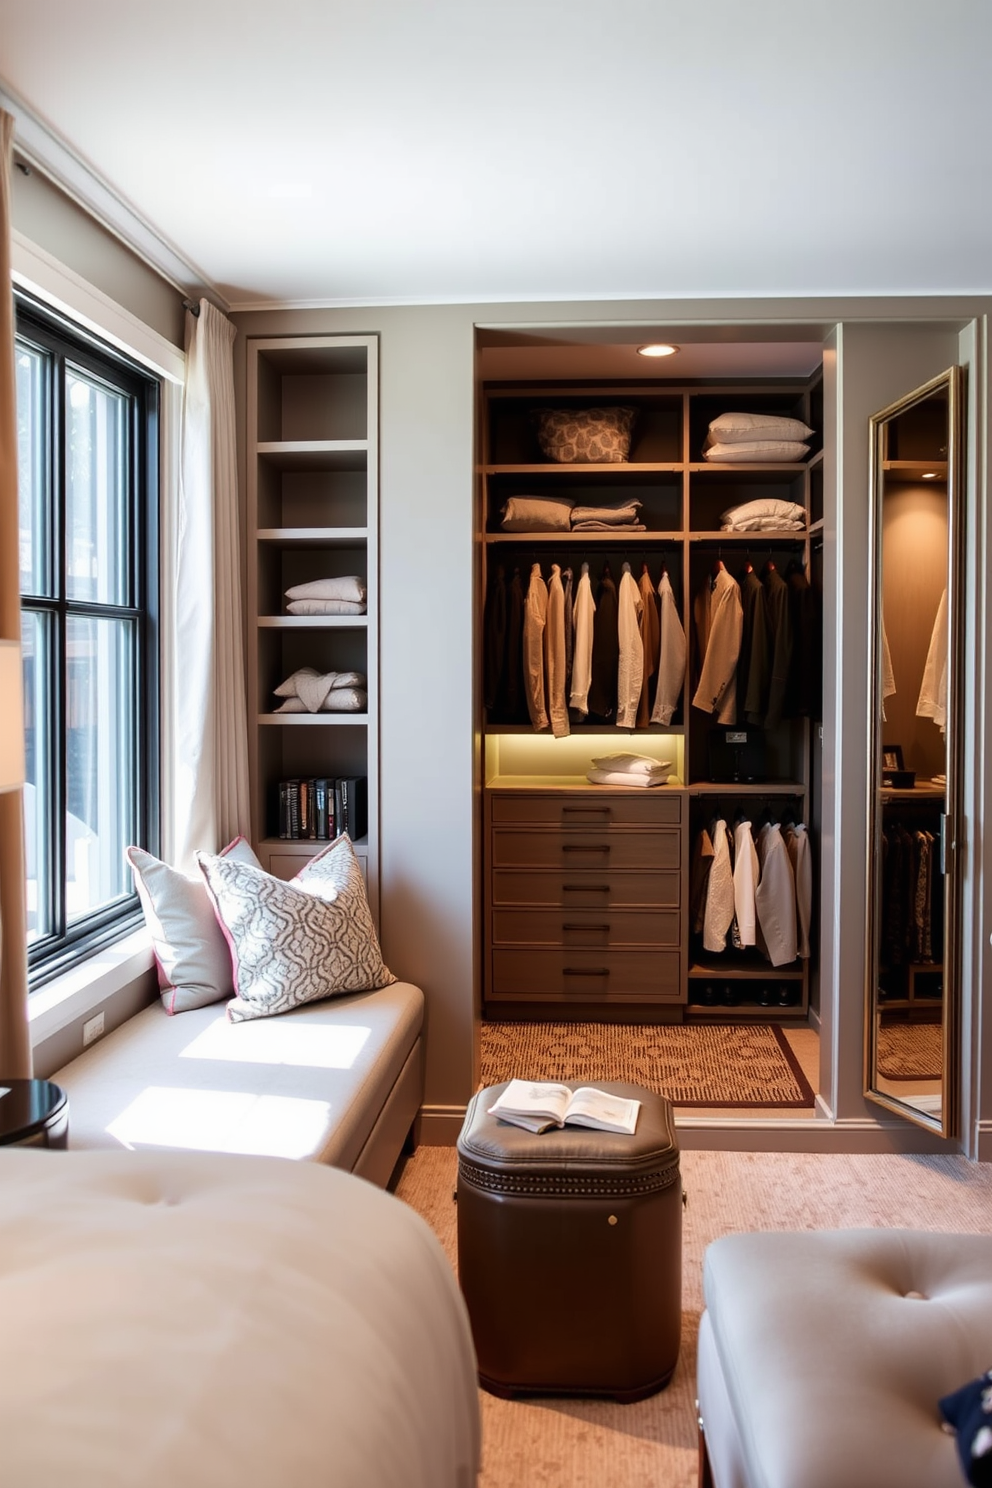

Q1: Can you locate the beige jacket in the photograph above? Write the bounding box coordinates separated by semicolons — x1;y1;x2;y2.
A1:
692;566;743;725
651;572;687;726
545;564;570;738
616;565;644;728
523;563;549;730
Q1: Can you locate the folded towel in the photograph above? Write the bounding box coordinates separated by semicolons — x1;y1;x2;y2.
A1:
285;575;366;603
571;501;642;525
590;752;673;777
286;598;368;615
275;688;368;714
586;768;670;787
571;520;646;531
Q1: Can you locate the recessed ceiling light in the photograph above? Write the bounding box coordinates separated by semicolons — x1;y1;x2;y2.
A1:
637;343;679;358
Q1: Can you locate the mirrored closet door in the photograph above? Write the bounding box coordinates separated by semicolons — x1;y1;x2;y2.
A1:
865;367;963;1136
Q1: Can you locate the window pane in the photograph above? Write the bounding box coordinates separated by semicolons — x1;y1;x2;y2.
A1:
66;615;135;921
15;342;50;597
66;369;129;605
22;612;53;943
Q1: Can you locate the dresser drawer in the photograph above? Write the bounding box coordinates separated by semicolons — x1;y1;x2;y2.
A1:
491;829;680;871
490;949;682;1003
491;792;681;828
490;869;681;909
492;908;679;948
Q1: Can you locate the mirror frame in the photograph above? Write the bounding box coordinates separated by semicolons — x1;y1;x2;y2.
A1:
864;366;963;1136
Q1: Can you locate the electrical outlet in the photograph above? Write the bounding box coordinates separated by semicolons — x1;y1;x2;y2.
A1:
82;1011;105;1047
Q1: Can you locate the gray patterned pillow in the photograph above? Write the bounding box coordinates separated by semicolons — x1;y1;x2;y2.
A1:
536;406;636;464
198;835;395;1023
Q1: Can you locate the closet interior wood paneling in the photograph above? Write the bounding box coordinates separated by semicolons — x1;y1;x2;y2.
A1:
480;372;823;1021
246;335;379;918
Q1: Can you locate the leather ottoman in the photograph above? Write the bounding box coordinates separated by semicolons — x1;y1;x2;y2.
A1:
456;1080;682;1401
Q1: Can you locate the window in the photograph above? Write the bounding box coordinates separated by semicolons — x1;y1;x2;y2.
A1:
14;294;159;985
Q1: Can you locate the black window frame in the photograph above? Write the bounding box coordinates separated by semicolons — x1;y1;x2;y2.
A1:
14;291;160;988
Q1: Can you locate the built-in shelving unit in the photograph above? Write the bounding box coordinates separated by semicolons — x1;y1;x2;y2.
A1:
246;335;379;916
480;375;823;1020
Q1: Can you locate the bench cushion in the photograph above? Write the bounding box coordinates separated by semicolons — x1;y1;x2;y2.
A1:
54;982;424;1170
701;1228;992;1488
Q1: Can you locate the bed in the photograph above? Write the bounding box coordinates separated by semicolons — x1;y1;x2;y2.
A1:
0;1147;480;1487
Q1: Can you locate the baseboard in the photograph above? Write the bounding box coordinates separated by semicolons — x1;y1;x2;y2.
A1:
418;1104;468;1146
974;1121;992;1161
676;1114;965;1154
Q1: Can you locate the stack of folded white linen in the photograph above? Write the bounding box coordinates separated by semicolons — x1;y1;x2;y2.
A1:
703;410;813;464
284;576;367;615
273;668;368;713
570;498;645;531
586;751;673;787
720;497;807;532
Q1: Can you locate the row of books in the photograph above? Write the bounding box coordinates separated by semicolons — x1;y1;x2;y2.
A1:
276;776;368;842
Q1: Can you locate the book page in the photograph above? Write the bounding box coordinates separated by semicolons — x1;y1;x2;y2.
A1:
565;1087;640;1133
489;1079;573;1123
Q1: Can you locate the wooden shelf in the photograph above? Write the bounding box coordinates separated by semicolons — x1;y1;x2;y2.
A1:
257;527;368;547
258;713;369;726
257;440;368;472
257;615;369;629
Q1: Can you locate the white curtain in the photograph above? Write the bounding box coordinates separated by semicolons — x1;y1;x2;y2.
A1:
173;300;250;869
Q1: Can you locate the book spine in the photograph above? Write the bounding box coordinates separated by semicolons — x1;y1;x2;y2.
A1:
333;779;343;838
287;778;300;840
278;780;290;839
342;776;368;841
306;777;317;839
314;778;329;839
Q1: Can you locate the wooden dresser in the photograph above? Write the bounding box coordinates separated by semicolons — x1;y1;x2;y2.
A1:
484;786;685;1013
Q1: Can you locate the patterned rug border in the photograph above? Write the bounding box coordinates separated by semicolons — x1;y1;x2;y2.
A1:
479;1020;816;1110
877;1022;942;1081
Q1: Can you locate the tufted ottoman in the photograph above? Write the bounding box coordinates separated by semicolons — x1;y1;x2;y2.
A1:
456;1080;682;1401
697;1228;992;1488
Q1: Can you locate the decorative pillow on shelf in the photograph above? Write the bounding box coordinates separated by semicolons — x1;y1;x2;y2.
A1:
275;689;367;713
536;406;636;464
285;576;367;604
704;440;809;463
286;598;367;615
706;411;814;445
720;498;807;525
273;667;366;712
127;836;261;1014
500;496;574;532
197;833;396;1024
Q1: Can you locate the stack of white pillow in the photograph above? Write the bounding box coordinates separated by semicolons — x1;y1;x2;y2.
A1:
703;410;813;464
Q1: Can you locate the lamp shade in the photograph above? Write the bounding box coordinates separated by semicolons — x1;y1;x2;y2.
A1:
0;640;25;793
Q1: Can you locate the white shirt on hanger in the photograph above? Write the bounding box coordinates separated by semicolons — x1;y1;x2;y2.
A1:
754;822;797;967
523;563;549;730
916;588;948;733
651;571;687;726
616;563;644;729
732;819;759;948
702;819;735;954
545;563;570;738
783;822;812;959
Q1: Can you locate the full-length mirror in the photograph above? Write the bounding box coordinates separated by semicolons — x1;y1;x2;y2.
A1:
865;367;962;1135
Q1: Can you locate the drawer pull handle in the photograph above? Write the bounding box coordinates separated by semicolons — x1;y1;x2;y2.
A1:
562;844;610;853
562;806;611;816
562;884;610;893
563;923;610;933
563;967;610;977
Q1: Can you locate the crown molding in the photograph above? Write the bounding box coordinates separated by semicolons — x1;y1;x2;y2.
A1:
1;78;228;311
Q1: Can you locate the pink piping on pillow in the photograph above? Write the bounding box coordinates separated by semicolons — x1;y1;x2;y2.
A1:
198;868;243;1008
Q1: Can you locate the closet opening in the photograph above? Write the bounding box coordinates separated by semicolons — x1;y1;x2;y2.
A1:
473;322;829;1128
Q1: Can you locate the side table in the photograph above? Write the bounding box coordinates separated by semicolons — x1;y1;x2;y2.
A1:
0;1079;68;1148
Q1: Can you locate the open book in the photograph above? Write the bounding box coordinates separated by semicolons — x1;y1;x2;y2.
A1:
487;1079;640;1135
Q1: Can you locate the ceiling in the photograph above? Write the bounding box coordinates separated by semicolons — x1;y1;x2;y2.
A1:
1;0;990;313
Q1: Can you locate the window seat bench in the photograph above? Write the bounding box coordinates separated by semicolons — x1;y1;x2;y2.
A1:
52;981;424;1187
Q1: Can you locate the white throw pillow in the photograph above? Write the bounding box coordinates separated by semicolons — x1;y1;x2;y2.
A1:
704;441;809;463
707;412;814;444
720;498;807;524
274;667;365;698
274;689;367;713
284;576;366;603
127;837;261;1014
198;835;396;1024
285;598;367;615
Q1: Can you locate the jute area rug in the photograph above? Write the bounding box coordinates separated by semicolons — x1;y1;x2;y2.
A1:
878;1020;943;1080
479;1019;814;1108
395;1146;992;1488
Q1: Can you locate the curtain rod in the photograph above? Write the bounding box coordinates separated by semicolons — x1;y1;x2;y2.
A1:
183;299;200;317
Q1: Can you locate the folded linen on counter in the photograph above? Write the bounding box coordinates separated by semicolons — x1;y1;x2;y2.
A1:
570;500;642;526
704;440;809;463
275;689;368;714
274;667;366;712
285;575;367;604
590;752;673;778
286;598;368;615
586;768;670;787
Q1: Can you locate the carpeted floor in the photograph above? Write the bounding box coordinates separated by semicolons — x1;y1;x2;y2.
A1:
877;1020;942;1079
395;1145;992;1488
479;1019;815;1108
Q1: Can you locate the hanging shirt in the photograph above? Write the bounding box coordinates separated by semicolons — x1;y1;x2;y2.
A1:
692;566;743;725
562;566;574;702
738;567;770;726
916;588;948;734
763;565;793;729
545;563;570;738
783;821;812;959
588;565;619;721
635;566;660;729
690;826;715;935
569;563;596;717
702;819;735;954
616;564;644;728
732;819;759;948
754;822;797;967
651;571;686;727
522;563;549;731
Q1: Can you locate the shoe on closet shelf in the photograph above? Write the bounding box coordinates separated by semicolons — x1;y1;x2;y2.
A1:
701;985;717;1007
759;987;773;1007
778;986;794;1007
721;985;738;1007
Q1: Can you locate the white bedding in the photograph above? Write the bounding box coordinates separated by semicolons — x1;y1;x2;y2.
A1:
0;1148;480;1487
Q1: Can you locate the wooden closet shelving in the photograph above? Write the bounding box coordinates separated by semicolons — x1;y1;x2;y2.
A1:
246;335;380;918
480;375;822;1021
